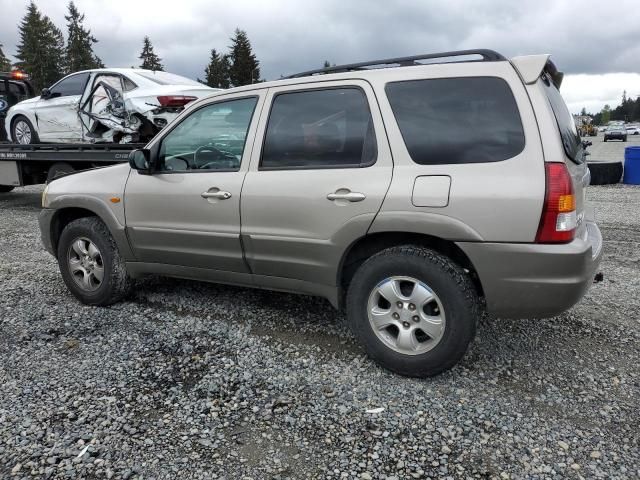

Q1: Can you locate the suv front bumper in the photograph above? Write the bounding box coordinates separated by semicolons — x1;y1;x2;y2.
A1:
457;221;603;318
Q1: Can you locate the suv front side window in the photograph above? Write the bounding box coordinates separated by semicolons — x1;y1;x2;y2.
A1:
49;73;90;98
158;96;258;172
260;87;377;169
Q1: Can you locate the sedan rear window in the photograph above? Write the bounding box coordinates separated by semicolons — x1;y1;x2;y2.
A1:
385;77;525;164
136;71;201;86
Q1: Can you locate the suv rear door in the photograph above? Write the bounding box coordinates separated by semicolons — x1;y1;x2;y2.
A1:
240;80;393;287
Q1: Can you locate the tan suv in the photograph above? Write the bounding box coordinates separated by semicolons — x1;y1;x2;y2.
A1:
39;49;603;377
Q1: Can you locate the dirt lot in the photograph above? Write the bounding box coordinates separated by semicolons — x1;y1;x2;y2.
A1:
0;184;638;480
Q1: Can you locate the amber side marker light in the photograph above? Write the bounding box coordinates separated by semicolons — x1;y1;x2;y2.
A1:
109;197;121;203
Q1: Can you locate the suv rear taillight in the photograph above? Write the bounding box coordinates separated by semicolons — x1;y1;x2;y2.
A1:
536;162;577;243
156;95;197;107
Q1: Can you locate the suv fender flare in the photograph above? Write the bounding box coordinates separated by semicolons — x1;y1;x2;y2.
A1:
48;195;136;261
368;211;483;241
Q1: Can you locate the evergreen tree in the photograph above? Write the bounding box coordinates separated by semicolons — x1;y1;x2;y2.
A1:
228;29;260;87
139;37;164;71
203;49;230;88
601;104;611;125
64;1;102;73
15;2;65;90
0;43;12;71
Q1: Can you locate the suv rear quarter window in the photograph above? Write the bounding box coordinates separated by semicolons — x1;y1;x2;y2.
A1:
385;77;525;164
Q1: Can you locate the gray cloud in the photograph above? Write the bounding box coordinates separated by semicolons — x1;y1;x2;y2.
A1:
1;0;639;80
1;0;639;112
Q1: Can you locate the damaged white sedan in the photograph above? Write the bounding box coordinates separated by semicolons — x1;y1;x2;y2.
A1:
5;69;217;144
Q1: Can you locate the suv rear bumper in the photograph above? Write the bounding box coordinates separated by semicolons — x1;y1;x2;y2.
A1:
457;221;603;319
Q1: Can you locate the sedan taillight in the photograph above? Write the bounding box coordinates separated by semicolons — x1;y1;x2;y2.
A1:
156;95;197;108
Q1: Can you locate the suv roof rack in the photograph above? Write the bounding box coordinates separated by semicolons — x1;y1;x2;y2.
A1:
285;49;506;79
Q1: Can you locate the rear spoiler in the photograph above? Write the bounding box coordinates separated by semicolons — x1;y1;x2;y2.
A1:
510;54;564;89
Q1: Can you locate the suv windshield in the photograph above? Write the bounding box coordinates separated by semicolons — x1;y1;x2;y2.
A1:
541;74;583;163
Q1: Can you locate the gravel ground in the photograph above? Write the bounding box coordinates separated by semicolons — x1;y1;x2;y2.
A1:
1;185;638;480
585;130;640;162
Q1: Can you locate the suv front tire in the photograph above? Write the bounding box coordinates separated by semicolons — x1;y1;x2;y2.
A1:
57;217;132;306
346;246;480;377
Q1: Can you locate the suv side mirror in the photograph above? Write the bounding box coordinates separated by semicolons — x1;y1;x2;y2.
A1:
41;88;52;99
129;149;152;174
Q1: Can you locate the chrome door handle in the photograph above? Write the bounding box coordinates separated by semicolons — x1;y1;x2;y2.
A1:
201;190;232;200
327;190;366;202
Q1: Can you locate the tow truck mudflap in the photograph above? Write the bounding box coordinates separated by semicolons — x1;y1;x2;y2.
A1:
0;160;21;186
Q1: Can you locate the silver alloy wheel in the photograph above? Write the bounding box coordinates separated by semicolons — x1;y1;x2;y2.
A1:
14;120;32;144
367;276;446;355
67;237;105;292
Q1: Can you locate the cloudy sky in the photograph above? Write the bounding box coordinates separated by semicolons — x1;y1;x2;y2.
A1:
1;0;639;113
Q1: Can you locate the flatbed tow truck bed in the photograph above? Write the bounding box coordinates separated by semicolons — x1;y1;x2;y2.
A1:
0;142;142;191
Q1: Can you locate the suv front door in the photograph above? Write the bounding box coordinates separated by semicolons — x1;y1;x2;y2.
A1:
241;81;393;287
124;94;263;272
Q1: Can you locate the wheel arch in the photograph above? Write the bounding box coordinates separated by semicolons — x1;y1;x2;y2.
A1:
337;231;484;307
47;201;135;261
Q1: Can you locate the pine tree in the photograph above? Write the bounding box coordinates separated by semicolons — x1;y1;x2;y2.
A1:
228;29;260;87
0;43;12;71
601;105;611;125
203;49;230;88
15;2;65;90
64;1;102;73
139;37;164;71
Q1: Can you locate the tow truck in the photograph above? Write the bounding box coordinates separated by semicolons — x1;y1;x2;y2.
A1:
0;71;139;193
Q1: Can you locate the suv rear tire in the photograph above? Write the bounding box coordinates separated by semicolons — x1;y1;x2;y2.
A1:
57;217;132;306
346;246;479;377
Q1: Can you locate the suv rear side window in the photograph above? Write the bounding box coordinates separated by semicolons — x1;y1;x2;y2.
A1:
386;77;525;164
261;88;377;169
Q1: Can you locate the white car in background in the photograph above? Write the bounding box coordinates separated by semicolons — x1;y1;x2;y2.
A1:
625;124;640;135
5;69;217;144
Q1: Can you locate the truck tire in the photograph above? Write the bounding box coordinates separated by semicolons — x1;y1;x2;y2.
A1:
11;116;39;145
57;217;133;306
588;161;623;185
0;185;15;193
47;162;75;182
346;246;479;377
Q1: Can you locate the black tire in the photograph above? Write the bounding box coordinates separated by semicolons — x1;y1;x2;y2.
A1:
0;185;15;192
346;246;480;377
57;217;132;306
588;161;623;185
603;138;608;142
47;162;75;182
11;115;39;144
623;136;627;142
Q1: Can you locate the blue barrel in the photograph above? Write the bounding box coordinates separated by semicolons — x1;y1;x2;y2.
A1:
623;146;640;184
